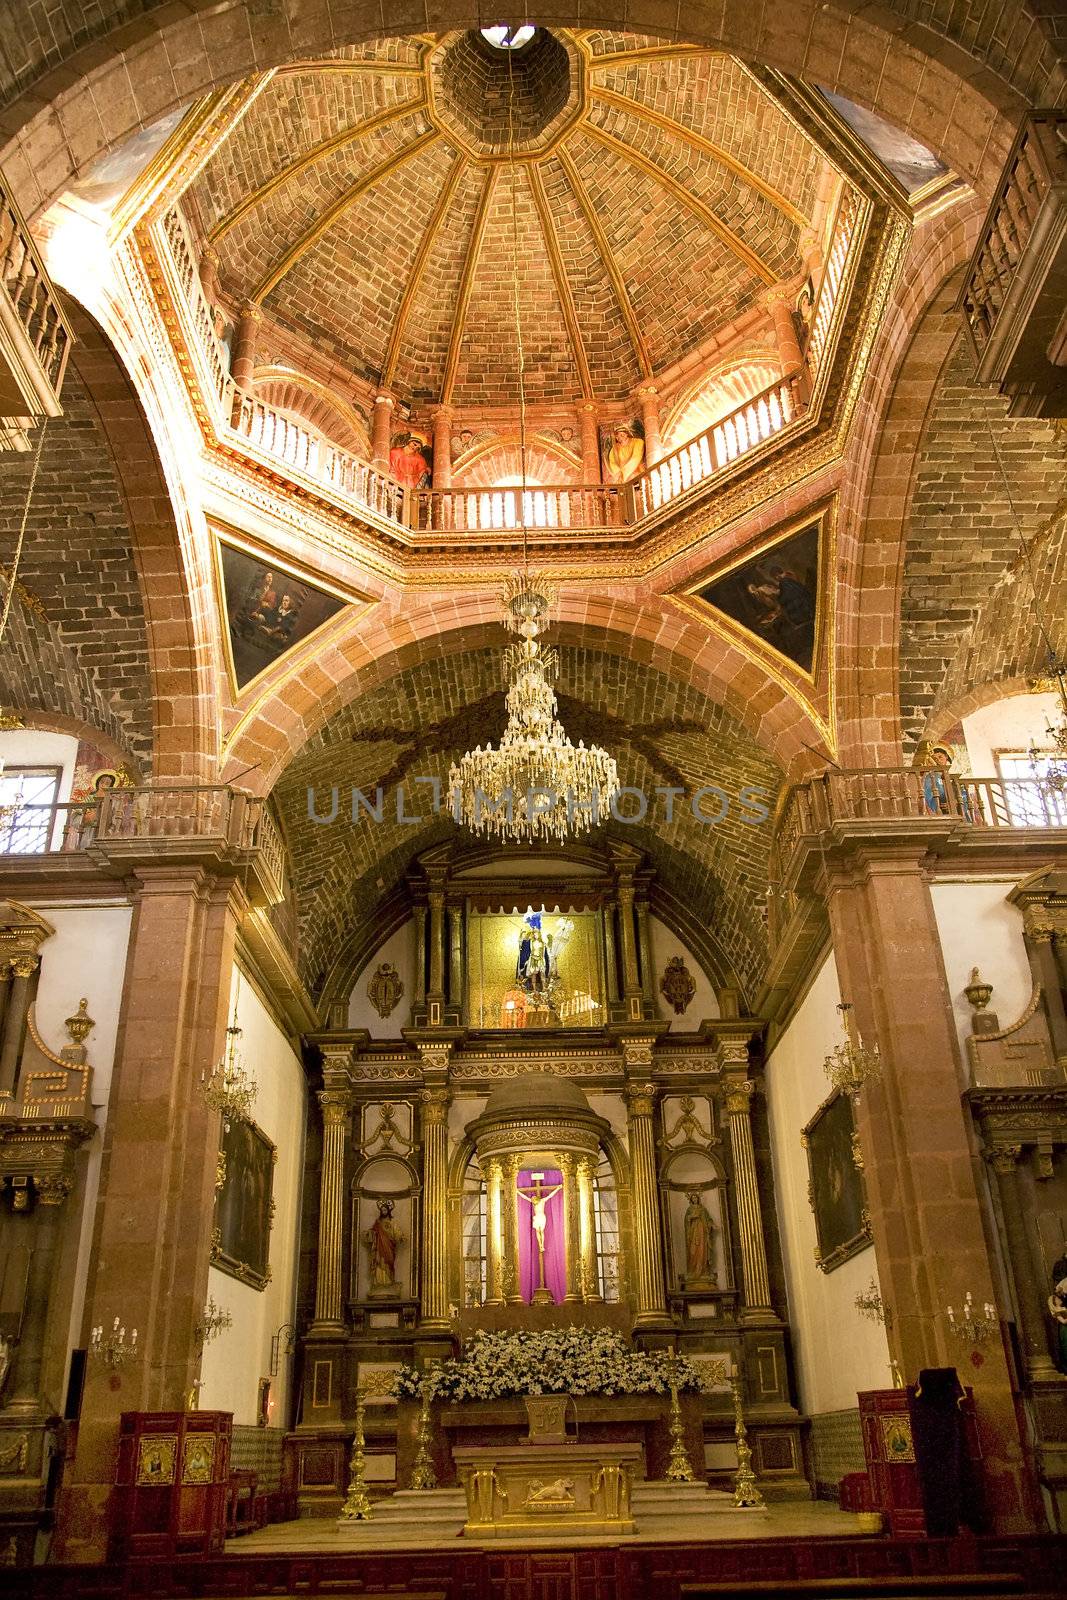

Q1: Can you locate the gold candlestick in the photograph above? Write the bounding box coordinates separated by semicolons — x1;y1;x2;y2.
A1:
411;1374;438;1490
731;1374;765;1508
665;1358;696;1483
340;1388;372;1520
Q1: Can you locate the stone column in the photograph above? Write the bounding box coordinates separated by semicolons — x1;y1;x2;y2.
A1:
825;841;1035;1530
502;1153;522;1305
3;1175;71;1414
636;899;655;1009
721;1067;774;1321
558;1154;582;1304
635;384;663;466
59;867;244;1562
419;1088;451;1329
578;401;601;482
484;1156;505;1306
625;1083;668;1326
617;881;642;1021
412;903;427;1012
764;286;804;375
431;407;453;490
577;1156;601;1303
372;392;394;469
311;1083;352;1333
602;907;619;1005
199;244;220;306
428;889;444;1011
230;302;261;388
448;904;463;1014
986;1146;1056;1378
0;951;38;1098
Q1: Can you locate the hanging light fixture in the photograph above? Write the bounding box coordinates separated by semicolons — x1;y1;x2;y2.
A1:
199;968;257;1124
823;1001;882;1097
449;33;619;844
1027;654;1067;795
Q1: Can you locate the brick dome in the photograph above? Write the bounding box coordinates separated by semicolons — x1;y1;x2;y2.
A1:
183;28;830;409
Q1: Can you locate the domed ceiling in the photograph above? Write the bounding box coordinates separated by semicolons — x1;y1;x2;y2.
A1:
185;30;829;408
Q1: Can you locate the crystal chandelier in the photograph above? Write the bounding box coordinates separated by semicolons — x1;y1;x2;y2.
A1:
823;1001;882;1097
90;1316;139;1368
448;46;619;843
946;1291;998;1345
449;573;619;842
1027;656;1067;796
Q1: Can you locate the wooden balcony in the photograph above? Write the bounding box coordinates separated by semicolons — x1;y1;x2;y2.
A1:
0;171;72;449
959;111;1067;418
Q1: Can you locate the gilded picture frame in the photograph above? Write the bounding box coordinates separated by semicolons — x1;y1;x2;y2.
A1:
801;1087;872;1273
136;1434;177;1485
211;1115;276;1290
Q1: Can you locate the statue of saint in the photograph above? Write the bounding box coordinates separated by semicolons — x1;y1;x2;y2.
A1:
516;914;551;996
603;424;644;483
682;1190;718;1288
363;1198;403;1296
1049;1254;1067;1373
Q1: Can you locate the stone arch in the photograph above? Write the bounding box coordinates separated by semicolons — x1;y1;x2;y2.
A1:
221;591;827;795
252;368;372;457
833;203;983;764
61;302;217;782
1;4;1057;224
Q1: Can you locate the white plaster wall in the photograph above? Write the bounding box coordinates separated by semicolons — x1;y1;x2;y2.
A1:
961;692;1060;775
200;969;306;1428
648;915;720;1031
929;878;1031;1060
0;731;80;801
348;920;416;1038
24;900;134;1367
764;953;891;1416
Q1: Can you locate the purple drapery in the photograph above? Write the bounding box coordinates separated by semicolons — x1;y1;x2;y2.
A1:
517;1168;566;1304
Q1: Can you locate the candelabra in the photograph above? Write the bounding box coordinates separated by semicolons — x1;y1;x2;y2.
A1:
340;1388;372;1520
823;1002;882;1097
196;1297;232;1346
199;1018;257;1124
410;1376;438;1491
90;1316;138;1369
854;1279;904;1388
946;1291;998;1344
731;1375;765;1509
665;1366;696;1484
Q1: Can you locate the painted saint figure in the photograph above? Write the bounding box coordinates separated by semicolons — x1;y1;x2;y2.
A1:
682;1190;718;1287
364;1198;403;1295
603;423;644;483
516;913;551;995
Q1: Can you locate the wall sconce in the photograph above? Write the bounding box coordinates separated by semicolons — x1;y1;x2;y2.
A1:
946;1291;998;1345
269;1321;295;1377
90;1317;139;1368
196;1297;233;1346
824;1001;882;1097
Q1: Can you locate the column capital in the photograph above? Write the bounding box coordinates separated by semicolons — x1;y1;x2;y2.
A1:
633;381;659;400
10;952;39;979
200;242;220;266
723;1078;756;1115
420;1086;451;1124
626;1082;657;1118
34;1173;73;1206
318;1088;351;1126
1023;906;1057;943
985;1143;1023;1173
238;300;264;325
761;283;794;311
373;390;396;408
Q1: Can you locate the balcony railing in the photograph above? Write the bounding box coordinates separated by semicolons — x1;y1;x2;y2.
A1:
960;113;1067;358
152;186;864;541
0;170;73;444
0;784;286;877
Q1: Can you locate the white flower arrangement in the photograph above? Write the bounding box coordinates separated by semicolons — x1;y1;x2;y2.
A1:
391;1327;706;1402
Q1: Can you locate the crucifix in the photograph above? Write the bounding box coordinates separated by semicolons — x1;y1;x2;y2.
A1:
517;1171;563;1305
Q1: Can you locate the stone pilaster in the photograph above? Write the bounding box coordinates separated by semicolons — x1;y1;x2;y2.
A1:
635;383;663;466
625;1080;668;1326
431;406;453;490
311;1075;352;1334
419;1087;451;1329
986;1145;1057;1379
372;391;395;468
229;302;261;388
578;401;601;482
720;1060;774;1322
484;1156;505;1306
825;841;1035;1530
0;951;37;1098
577;1156;601;1303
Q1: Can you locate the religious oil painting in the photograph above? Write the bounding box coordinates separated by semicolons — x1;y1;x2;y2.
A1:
802;1089;871;1273
218;540;347;690
212;1117;275;1290
694;520;820;674
466;906;604;1029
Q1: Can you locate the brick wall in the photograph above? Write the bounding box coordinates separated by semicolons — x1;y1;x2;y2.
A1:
898;337;1067;752
0;364;153;767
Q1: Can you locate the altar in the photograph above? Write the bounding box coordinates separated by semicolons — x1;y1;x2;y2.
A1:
453;1442;642;1537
